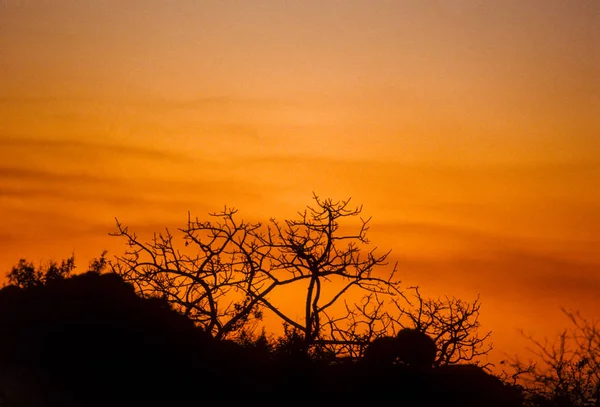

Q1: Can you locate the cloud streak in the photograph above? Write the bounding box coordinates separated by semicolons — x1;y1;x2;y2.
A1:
0;136;192;163
0;166;111;185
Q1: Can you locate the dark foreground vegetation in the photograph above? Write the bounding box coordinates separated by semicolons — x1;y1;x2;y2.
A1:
0;270;522;406
1;196;598;406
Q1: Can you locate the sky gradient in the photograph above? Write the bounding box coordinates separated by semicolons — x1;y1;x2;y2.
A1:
1;0;599;362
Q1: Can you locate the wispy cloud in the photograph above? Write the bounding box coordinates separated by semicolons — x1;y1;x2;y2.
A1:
0;136;192;163
380;220;600;298
0;166;111;185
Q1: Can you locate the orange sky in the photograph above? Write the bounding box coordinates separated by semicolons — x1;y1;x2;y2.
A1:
1;0;599;363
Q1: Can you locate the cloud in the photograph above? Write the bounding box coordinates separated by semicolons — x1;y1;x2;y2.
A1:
375;221;508;241
0;164;261;209
0;136;192;163
0;166;111;185
378;221;600;300
0;183;158;208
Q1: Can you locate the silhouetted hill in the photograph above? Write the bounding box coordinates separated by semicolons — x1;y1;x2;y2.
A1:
0;272;243;405
0;271;524;406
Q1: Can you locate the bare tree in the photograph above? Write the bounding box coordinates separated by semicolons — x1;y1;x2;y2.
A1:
255;195;403;351
110;194;404;348
501;309;600;407
110;194;493;364
110;208;268;339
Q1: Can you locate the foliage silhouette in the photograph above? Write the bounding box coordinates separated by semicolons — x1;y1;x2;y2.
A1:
7;256;75;288
6;251;108;289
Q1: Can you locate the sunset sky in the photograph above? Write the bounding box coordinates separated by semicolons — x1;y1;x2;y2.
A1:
1;0;599;361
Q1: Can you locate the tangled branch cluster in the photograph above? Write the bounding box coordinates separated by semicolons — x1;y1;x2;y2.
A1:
111;194;490;364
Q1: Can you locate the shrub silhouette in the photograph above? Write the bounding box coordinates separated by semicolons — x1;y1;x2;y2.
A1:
363;328;437;369
363;335;400;365
396;327;438;369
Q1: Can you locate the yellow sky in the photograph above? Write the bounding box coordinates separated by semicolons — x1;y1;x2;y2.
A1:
1;0;599;361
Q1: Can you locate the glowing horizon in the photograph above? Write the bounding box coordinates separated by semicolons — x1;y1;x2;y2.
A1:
1;0;599;362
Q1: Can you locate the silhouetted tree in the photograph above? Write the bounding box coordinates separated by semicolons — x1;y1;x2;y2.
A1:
501;309;600;407
321;286;492;366
7;257;74;288
110;194;404;353
110;208;266;339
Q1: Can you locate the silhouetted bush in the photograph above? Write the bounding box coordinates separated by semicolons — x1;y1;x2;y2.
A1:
363;335;400;365
363;328;437;369
396;327;438;368
6;256;75;289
